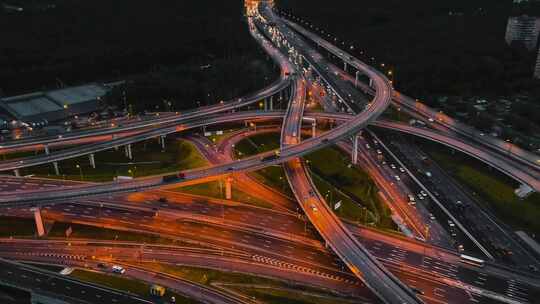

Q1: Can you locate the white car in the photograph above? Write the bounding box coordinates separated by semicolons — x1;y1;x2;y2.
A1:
310;204;318;212
111;265;126;274
394;175;401;181
390;164;397;169
399;167;405;173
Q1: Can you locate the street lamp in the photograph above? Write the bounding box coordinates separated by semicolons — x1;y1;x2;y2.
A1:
75;164;83;181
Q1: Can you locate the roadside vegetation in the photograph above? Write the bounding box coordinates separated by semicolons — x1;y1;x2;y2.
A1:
421;141;540;235
70;269;197;304
233;132;395;230
140;263;358;304
21;139;207;182
0;216;37;237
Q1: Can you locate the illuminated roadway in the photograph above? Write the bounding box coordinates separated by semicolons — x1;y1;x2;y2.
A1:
1;1;538;303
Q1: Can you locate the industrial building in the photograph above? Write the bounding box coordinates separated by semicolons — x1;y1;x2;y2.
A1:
505;15;540;51
0;84;109;127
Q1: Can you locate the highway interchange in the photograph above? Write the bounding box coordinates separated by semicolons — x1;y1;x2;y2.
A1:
0;0;540;303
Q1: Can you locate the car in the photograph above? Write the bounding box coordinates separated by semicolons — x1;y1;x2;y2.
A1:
310;204;318;212
390;164;397;169
428;118;434;122
394;175;401;181
448;220;455;227
429;213;436;220
458;244;465;252
365;144;370;149
411;287;425;295
418;194;424;200
376;149;382;155
226;167;234;171
399;167;405;173
158;197;168;203
97;263;107;269
420;190;427;197
112;265;125;274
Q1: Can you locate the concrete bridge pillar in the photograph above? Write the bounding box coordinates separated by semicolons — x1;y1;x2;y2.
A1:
269;96;274;111
160;135;166;151
355;71;360;87
44;145;50;155
343;61;348;72
312;121;317;138
89;153;96;169
369;78;373;88
112;134;118;151
53;162;60;176
31;207;45;237
352;134;360;165
125;144;132;160
225;177;233;200
13;169;20;177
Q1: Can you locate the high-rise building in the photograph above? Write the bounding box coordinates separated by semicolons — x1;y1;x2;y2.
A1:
505;15;540;50
534;47;540;78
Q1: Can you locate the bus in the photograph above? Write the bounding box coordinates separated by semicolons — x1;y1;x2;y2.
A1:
460;254;484;268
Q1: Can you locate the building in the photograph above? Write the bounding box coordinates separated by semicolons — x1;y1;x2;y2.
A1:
0;84;109;127
505;15;540;50
535;47;540;78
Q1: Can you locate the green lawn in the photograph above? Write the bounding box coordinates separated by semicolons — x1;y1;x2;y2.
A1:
423;143;540;234
70;269;198;304
22;139;208;182
141;263;345;298
0;216;37;237
232;133;394;229
47;222;183;245
305;147;395;230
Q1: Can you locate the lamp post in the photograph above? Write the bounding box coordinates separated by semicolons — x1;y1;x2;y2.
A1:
75;164;83;181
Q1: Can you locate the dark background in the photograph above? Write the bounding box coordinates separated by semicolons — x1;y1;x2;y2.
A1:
0;0;278;111
276;0;540;99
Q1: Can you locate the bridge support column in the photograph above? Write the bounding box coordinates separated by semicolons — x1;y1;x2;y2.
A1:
312;121;317;138
160;135;166;151
225;177;233;200
31;207;45;237
264;99;268;111
355;71;360;87
343;61;347;72
44;145;50;155
89;153;96;169
369;78;373;88
53;162;60;175
269;96;274;111
112;134;118;151
14;169;20;177
352;134;360;164
125;144;132;160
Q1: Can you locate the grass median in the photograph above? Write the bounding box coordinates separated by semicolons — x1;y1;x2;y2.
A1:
22;139;207;182
422;142;540;235
233;133;395;230
70;269;198;304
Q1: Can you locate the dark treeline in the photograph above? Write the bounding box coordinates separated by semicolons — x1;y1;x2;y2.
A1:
0;0;277;111
276;0;540;99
